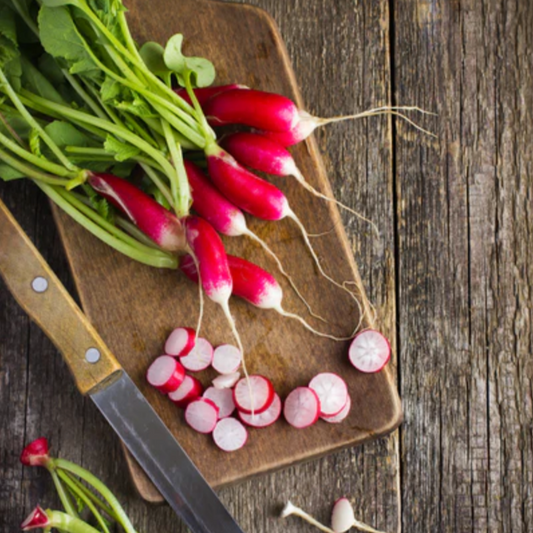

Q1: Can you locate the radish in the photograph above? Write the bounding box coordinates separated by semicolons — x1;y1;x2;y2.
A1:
20;437;50;467
21;506;50;531
184;160;325;321
220;132;379;234
185;398;219;434
146;355;185;394
180;253;352;340
283;387;320;429
164;327;196;357
233;375;274;414
348;329;391;373
331;498;355;533
205;89;432;142
321;395;351;424
180;337;213;372
212;344;242;375
203;387;236;419
175;84;248;107
88;173;186;252
212;371;241;390
239;393;282;428
308;373;348;417
204;144;364;312
212;418;248;452
168;375;203;408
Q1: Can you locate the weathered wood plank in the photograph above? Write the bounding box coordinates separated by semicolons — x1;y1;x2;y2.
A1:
393;0;533;531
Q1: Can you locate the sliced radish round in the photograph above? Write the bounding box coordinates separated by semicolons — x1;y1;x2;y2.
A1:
180;337;213;372
239;393;282;428
212;418;248;452
283;387;320;429
308;373;348;417
348;329;391;373
321;395;351;424
203;387;236;419
233;375;275;414
185;398;219;433
168;375;203;408
212;372;241;390
165;327;196;357
212;344;242;374
331;497;355;533
146;356;185;394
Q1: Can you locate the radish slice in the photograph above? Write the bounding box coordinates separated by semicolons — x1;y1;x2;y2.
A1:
321;395;351;424
212;418;248;452
233;375;275;414
331;497;355;533
180;338;213;372
168;375;203;408
203;387;236;419
308;373;348;417
212;344;242;374
283;387;320;429
239;393;282;428
212;372;241;390
348;330;391;373
165;327;196;357
185;398;219;433
146;356;185;394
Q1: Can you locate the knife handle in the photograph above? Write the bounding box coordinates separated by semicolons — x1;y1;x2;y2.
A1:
0;199;122;395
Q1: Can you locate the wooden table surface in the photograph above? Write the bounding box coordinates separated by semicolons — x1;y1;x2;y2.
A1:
1;1;532;532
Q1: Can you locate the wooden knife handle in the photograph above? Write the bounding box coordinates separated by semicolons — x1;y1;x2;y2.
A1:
0;199;122;395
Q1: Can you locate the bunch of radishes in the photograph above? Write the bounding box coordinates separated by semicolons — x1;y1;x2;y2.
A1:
147;326;391;452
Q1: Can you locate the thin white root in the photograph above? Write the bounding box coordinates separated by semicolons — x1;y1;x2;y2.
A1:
293;169;380;239
244;229;329;324
190;252;205;341
287;210;365;330
281;501;389;533
219;299;254;415
277;307;354;341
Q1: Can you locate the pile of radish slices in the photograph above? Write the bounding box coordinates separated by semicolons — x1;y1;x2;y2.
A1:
147;327;390;452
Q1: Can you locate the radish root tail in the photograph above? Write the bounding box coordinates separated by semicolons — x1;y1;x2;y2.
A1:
189;251;205;341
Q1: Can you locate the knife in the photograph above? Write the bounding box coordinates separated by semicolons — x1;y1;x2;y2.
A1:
0;198;245;533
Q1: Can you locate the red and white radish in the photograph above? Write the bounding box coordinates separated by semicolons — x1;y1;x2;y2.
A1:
233;375;275;415
321;395;351;424
20;437;50;467
146;355;185;394
203;387;236;419
348;329;391;373
21;506;50;531
168;375;203;408
212;418;248;452
88;173;185;252
308;373;348;417
180;337;213;372
212;371;241;390
212;344;242;375
239;393;282;428
185;398;219;434
164;327;196;357
175;84;248;107
283;387;320;429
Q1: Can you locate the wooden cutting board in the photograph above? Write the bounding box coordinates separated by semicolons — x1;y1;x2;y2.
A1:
53;0;401;502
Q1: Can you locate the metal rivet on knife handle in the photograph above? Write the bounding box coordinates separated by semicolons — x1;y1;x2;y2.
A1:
31;276;48;293
85;348;101;364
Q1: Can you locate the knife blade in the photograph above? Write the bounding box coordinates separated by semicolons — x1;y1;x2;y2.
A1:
0;198;245;533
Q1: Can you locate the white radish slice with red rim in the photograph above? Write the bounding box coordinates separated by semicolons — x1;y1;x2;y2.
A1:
180;337;213;372
168;375;203;408
321;395;351;424
233;375;275;414
331;498;356;533
164;327;196;357
239;393;282;428
212;344;242;374
203;387;236;419
348;329;391;373
308;372;348;417
146;356;185;394
212;372;240;390
185;398;219;434
283;387;320;429
212;418;248;452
